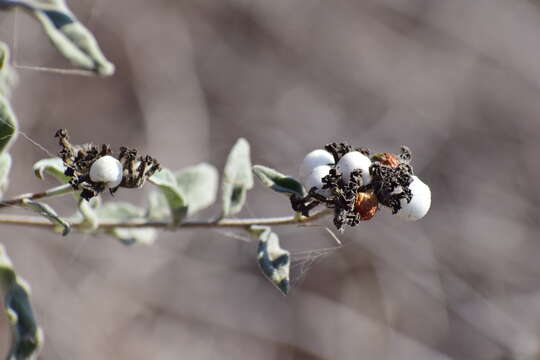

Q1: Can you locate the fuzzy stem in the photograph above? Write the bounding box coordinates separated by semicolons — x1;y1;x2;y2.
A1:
0;183;75;209
0;209;332;230
0;0;35;11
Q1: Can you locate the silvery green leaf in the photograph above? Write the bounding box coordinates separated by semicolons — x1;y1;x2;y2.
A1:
249;225;290;295
97;202;156;246
222;138;253;217
0;152;11;199
0;41;17;97
0;42;9;89
146;190;169;220
0;244;44;360
252;165;305;197
21;199;71;236
149;169;187;225
0;94;17;155
147;163;219;220
97;201;142;219
175;163;218;215
32;157;69;183
0;42;7;70
109;227;156;246
28;0;115;76
77;198;99;232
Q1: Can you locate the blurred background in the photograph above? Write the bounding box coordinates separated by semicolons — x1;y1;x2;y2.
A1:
2;0;540;358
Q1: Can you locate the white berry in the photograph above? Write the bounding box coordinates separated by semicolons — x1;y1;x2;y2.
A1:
89;155;123;188
304;165;332;194
299;149;335;181
336;151;372;185
397;176;431;221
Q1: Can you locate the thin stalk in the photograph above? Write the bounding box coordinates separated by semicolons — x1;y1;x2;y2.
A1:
0;209;333;230
0;183;75;209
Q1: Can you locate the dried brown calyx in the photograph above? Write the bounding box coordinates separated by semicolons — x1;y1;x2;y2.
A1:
55;129;160;200
290;142;415;231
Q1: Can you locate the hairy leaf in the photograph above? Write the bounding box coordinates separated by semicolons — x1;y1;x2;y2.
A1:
175;163;218;215
21;199;71;236
149;169;187;225
32;157;69;184
0;152;11;199
222;138;253;217
0;41;17;97
0;244;44;360
0;94;17;155
18;0;116;76
252;165;305;197
146;190;169;220
97;202;156;245
77;198;99;232
148;163;219;220
0;42;7;72
249;225;290;295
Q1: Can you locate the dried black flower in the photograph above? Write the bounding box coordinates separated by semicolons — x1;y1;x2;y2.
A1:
55;129;160;200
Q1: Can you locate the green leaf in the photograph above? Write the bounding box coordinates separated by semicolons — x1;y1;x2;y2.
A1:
147;163;219;220
0;152;11;199
0;42;8;72
96;201;142;219
249;225;290;295
67;197;100;233
32;157;69;184
28;2;115;76
0;42;9;75
77;197;99;232
0;94;17;155
146;190;169;220
21;199;71;236
222;138;253;217
252;165;305;197
175;163;218;215
97;202;156;245
149;169;188;225
108;227;156;246
0;41;17;98
0;244;44;360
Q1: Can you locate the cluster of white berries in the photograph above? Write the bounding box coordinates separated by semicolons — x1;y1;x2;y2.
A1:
89;155;123;188
299;148;431;221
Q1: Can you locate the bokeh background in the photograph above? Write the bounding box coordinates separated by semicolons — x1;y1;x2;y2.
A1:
2;0;540;359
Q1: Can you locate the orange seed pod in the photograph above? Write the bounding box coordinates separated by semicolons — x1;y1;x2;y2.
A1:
354;190;379;221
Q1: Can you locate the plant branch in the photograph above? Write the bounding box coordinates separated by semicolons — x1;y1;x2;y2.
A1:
0;183;75;209
0;208;333;230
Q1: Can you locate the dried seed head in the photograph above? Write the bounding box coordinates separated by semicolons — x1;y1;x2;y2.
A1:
299;149;335;180
89;155;123;187
354;190;379;221
291;142;429;230
370;163;414;214
324;142;355;162
54;129;160;200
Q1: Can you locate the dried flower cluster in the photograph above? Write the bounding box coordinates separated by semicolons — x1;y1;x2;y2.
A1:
55;129;160;200
291;142;430;231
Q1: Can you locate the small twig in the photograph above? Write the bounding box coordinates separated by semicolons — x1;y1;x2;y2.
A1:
0;209;333;231
0;183;75;209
